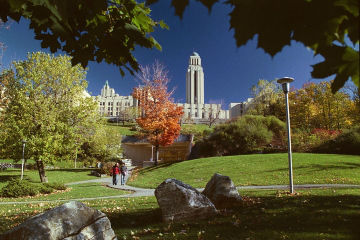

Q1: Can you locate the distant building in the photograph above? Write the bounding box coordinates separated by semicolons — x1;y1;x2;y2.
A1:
228;98;253;119
92;52;251;121
122;134;193;167
178;52;229;122
92;81;136;117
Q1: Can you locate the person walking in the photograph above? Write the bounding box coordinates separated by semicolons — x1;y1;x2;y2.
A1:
120;162;128;185
112;162;120;185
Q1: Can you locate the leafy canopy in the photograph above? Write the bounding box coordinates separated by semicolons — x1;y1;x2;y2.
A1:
0;0;168;76
0;52;101;166
152;0;359;93
132;61;184;164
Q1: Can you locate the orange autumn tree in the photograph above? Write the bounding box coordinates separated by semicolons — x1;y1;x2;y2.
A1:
132;61;183;166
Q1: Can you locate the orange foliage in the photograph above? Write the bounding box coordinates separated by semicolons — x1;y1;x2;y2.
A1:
132;61;183;148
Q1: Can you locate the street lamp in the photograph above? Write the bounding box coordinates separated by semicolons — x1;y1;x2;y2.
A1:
151;145;154;162
277;77;294;194
20;140;27;180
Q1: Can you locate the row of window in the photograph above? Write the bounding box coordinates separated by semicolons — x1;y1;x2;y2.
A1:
100;107;129;111
99;102;131;106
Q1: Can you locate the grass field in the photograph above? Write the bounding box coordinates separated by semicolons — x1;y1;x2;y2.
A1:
1;188;359;239
0;153;359;239
0;168;101;189
127;153;360;188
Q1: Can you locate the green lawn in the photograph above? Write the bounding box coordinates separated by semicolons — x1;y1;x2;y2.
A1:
106;123;211;136
0;168;101;189
127;153;360;188
0;188;359;239
0;153;359;239
0;182;128;203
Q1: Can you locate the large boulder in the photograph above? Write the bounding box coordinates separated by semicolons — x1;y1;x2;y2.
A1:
155;178;217;223
1;201;117;240
202;173;243;208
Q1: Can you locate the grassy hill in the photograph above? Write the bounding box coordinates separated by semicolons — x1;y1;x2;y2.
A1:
128;153;360;188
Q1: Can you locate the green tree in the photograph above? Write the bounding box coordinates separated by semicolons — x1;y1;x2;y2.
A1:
117;106;138;125
287;81;355;130
160;0;359;93
248;79;282;117
0;52;101;182
82;124;123;162
287;83;317;130
0;0;168;76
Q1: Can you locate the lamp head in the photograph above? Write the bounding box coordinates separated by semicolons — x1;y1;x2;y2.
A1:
277;77;294;84
277;77;294;94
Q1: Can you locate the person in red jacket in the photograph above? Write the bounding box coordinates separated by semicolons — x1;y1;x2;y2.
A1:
112;162;120;185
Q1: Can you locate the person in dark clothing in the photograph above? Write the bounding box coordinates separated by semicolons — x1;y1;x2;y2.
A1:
120;163;127;185
112;162;120;185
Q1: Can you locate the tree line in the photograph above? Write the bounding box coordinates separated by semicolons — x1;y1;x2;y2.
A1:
248;79;359;130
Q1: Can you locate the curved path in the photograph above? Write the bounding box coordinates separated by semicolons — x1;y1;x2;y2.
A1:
1;170;359;205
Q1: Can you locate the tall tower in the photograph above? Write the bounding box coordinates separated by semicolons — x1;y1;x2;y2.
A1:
186;52;204;104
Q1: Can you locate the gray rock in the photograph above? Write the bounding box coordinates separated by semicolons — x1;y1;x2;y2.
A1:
202;173;243;208
1;201;117;240
155;178;217;223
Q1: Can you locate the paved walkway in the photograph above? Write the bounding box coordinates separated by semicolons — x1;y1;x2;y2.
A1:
1;168;359;205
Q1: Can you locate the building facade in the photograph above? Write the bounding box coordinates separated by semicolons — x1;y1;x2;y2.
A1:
93;53;252;121
228;98;253;119
122;134;193;167
179;52;229;121
93;81;136;117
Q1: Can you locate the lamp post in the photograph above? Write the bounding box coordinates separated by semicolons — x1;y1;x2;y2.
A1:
277;77;294;194
151;145;154;162
20;140;27;180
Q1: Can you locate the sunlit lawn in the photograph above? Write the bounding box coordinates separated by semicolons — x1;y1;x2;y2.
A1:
0;168;100;189
107;123;138;136
106;123;211;136
0;182;128;203
127;153;360;188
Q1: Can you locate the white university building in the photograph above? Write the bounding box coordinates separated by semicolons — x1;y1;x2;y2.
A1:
93;52;252;121
93;80;136;117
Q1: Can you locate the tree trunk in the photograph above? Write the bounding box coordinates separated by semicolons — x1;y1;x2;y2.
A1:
36;160;48;182
155;144;159;166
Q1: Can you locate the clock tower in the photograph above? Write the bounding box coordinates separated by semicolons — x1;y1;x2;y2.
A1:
186;52;204;104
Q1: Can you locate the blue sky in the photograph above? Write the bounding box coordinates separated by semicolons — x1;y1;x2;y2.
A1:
0;1;334;109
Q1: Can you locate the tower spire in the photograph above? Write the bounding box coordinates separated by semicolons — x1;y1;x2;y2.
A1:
186;52;204;104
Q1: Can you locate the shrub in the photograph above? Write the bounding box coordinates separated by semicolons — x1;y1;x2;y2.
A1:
311;128;341;141
0;179;66;198
313;125;360;155
291;129;321;152
191;115;286;158
0;179;39;197
83;157;98;167
102;162;116;176
44;182;67;191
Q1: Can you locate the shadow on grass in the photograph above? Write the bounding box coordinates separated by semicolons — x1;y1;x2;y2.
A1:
109;193;360;239
267;161;360;173
1;192;359;239
138;161;182;174
47;169;94;173
0;175;17;183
